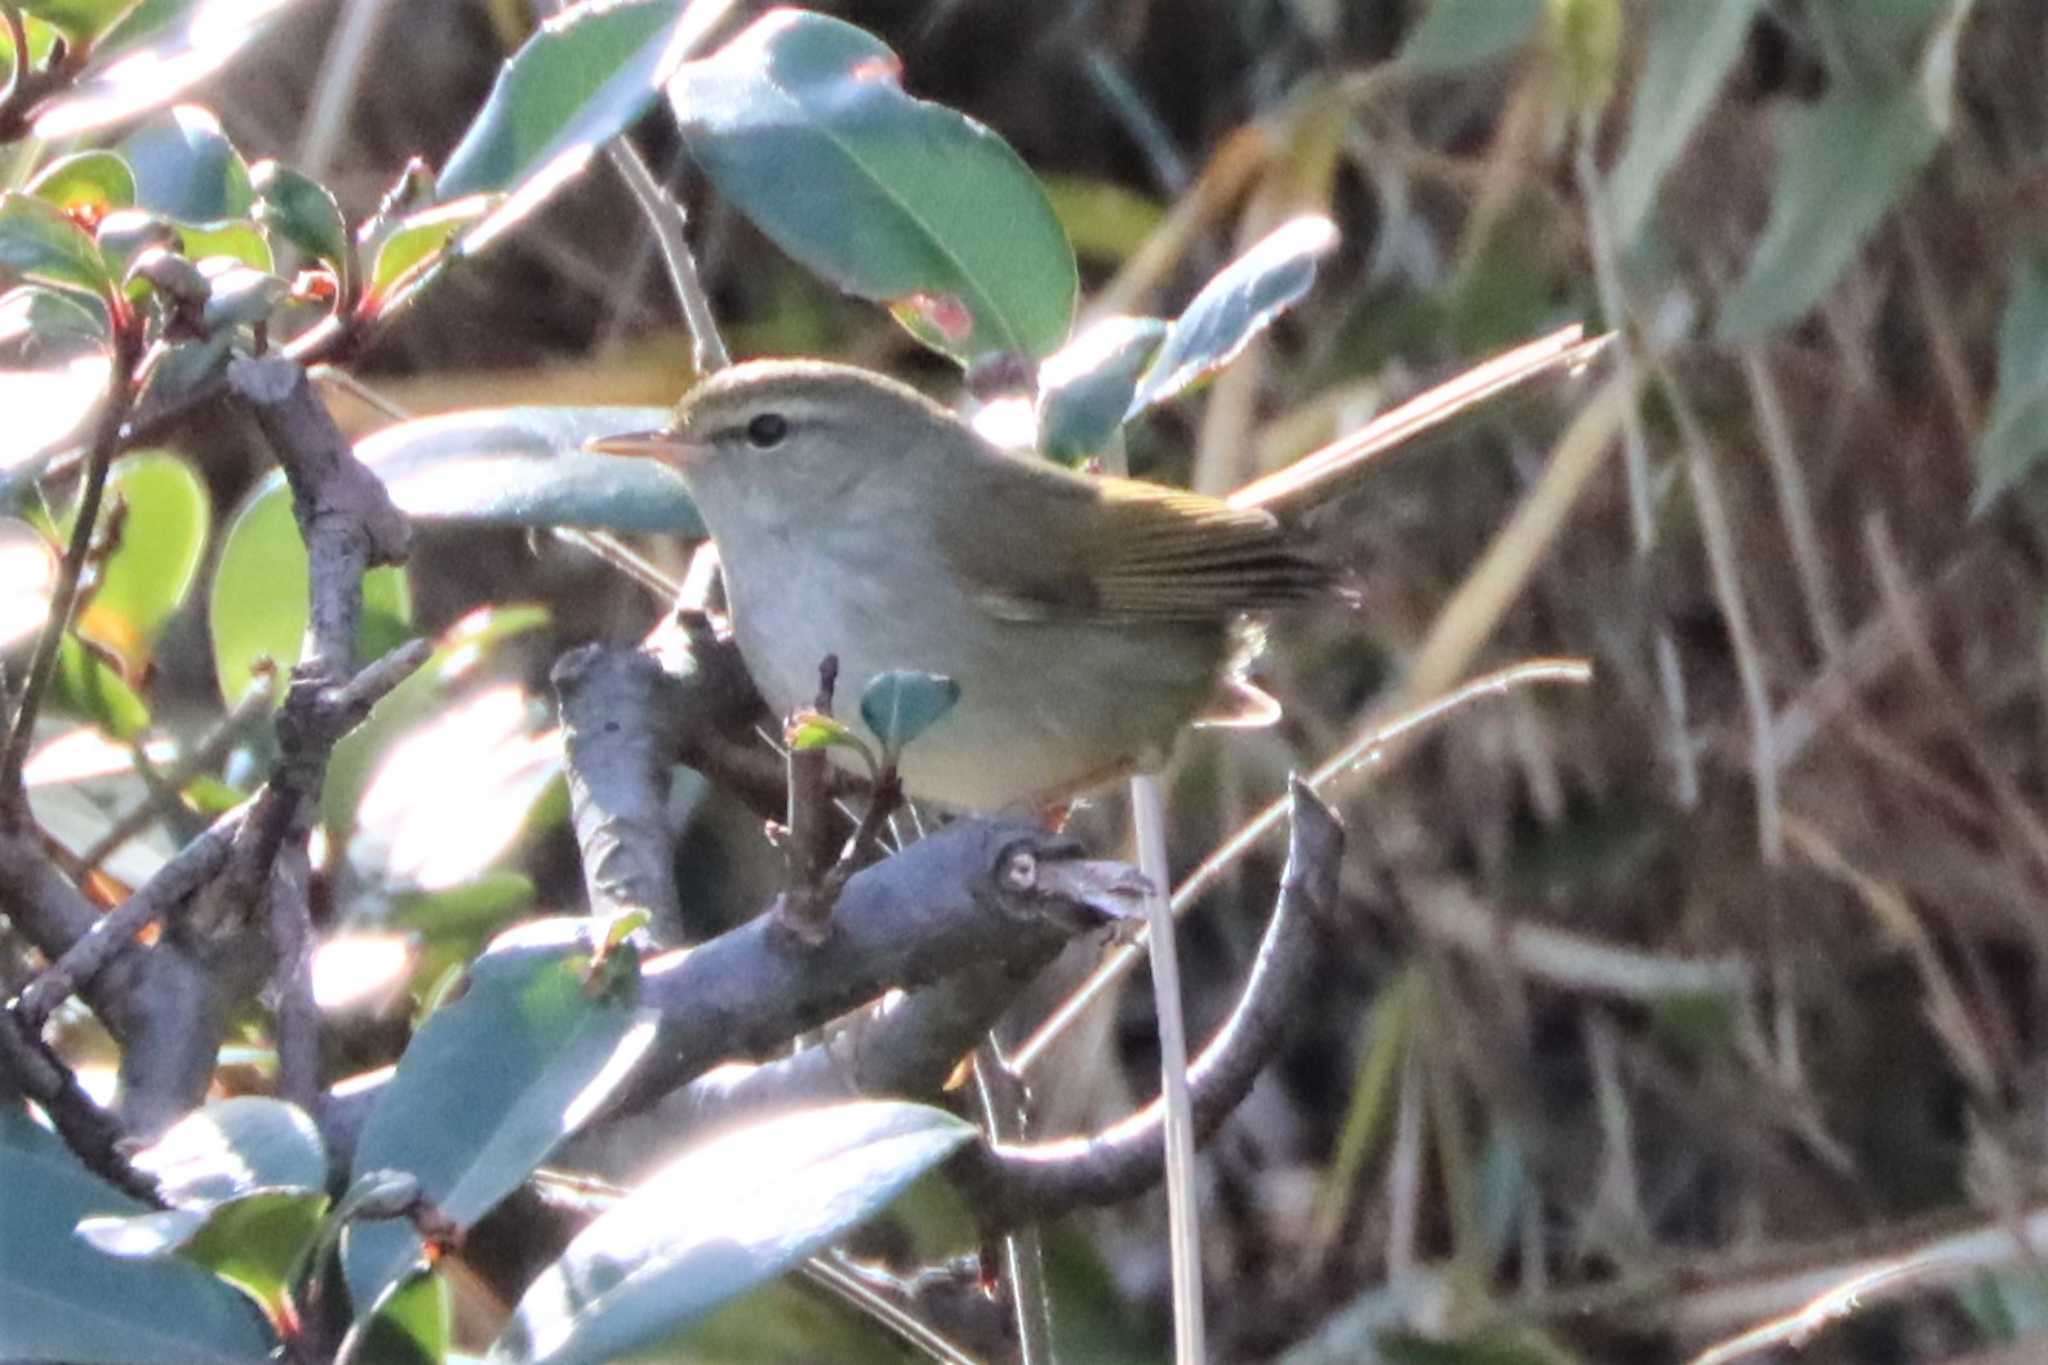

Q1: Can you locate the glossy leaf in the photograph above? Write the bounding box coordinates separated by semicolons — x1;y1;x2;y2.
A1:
355;404;700;533
122;105;255;225
1036;314;1167;462
1128;214;1338;414
52;633;151;740
339;1265;450;1365
28;150;140;219
0;517;56;646
0;1108;278;1363
1399;0;1546;74
179;219;274;274
250;160;350;275
489;1102;976;1364
1717;83;1941;340
322;604;552;854
1975;251;2048;510
0;284;112;473
440;0;736;254
35;0;311;139
859;670;961;753
198;263;288;331
209;475;413;707
672;8;1077;363
18;0;132;43
348;684;563;893
345;918;654;1314
132;1097;330;1203
81;1190;329;1324
0;190;117;297
367;196;493;300
74;450;210;678
1605;0;1764;244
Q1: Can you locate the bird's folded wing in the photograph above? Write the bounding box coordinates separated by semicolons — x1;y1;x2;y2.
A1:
937;455;1330;623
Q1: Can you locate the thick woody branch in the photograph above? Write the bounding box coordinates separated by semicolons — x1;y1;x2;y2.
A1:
950;779;1345;1233
552;644;695;943
323;818;1130;1167
654;947;1065;1135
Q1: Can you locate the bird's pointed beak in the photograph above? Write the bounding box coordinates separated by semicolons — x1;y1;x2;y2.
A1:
585;428;706;467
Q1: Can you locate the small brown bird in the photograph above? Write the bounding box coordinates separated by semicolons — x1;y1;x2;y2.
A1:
593;328;1600;810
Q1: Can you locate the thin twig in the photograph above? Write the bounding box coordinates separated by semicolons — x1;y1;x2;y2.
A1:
607;139;730;373
1013;658;1592;1073
0;331;139;806
79;675;277;873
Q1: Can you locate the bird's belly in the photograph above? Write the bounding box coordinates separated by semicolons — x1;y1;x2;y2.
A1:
724;544;1223;810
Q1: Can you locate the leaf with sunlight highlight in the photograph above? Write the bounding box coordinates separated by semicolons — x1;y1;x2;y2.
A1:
356;404;700;532
1036;314;1167;462
438;0;736;256
131;1097;329;1203
0;519;56;647
345;918;654;1316
672;8;1078;364
0;1108;278;1364
489;1102;976;1365
1127;214;1338;415
348;686;563;893
35;0;313;139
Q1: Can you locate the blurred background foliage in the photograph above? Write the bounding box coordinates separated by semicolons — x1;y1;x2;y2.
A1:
14;0;2048;1360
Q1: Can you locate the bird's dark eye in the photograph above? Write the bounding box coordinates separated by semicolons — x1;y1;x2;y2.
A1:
745;412;789;449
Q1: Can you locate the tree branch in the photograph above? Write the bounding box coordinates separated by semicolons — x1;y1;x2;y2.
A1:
950;778;1345;1233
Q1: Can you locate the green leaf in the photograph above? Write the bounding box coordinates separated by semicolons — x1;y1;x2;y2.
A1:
197;262;288;331
0;286;111;474
0;1107;279;1363
859;669;960;753
1605;0;1764;244
488;1102;976;1365
35;0;312;139
345;917;655;1315
1399;0;1546;74
323;604;553;857
28;151;140;219
440;0;735;253
208;476;413;708
131;1097;330;1202
346;683;563;894
1975;251;2048;510
367;197;493;300
1036;314;1167;462
1128;214;1338;414
339;1265;450;1365
52;633;151;740
75;450;210;677
0;11;60;82
250;160;351;276
131;333;232;430
80;1191;330;1324
357;405;701;534
179;220;274;273
0;190;117;298
786;708;861;753
1716;83;1941;340
673;9;1078;363
121;105;255;224
19;0;137;44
